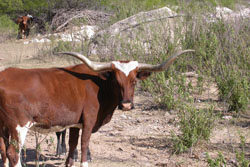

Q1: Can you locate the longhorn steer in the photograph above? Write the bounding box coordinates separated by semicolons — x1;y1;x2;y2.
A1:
16;14;33;39
0;50;194;167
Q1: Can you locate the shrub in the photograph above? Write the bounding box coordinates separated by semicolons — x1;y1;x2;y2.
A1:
182;16;250;113
171;106;215;154
216;73;249;112
52;40;83;53
206;152;227;167
0;14;18;41
236;134;250;167
206;134;250;167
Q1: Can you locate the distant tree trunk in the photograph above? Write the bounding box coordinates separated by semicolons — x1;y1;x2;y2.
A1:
47;0;52;20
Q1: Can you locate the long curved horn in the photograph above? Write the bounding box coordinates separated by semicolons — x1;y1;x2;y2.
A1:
138;49;195;72
57;52;112;72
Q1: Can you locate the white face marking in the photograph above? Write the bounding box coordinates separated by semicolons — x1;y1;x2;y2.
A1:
15;122;33;167
112;61;138;77
81;162;88;167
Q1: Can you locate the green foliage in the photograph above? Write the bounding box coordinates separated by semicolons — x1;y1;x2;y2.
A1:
188;0;238;9
206;152;227;167
182;17;250;113
52;41;81;53
119;1;249;115
0;14;18;40
171;106;214;154
23;0;48;13
10;139;21;153
216;73;249;112
0;0;48;17
0;14;17;31
100;0;241;23
0;0;24;14
236;151;250;167
141;72;177;110
0;0;244;23
236;134;250;167
206;134;250;167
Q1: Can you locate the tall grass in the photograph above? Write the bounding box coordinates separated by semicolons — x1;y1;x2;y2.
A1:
183;17;250;112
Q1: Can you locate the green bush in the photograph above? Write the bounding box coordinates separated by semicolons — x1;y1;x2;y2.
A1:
236;134;250;167
52;41;81;53
141;72;176;110
171;106;215;154
216;73;249;112
206;134;250;167
0;14;18;40
206;152;227;167
0;0;48;17
0;15;17;31
182;17;250;113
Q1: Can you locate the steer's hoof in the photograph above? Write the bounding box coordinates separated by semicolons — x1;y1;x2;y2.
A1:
62;144;67;154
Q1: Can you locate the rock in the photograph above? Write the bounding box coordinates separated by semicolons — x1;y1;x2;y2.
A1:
117;148;123;151
222;115;233;120
206;7;250;22
24;25;98;44
88;7;184;60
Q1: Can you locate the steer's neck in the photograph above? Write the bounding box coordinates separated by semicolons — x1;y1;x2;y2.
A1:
93;75;120;132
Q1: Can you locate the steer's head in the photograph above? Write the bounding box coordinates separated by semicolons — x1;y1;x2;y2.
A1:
110;60;151;110
58;50;194;111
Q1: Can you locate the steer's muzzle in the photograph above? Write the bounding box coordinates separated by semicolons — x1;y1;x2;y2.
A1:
118;101;134;111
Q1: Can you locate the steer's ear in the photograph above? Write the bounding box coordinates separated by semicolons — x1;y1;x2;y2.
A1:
99;71;112;80
16;17;22;24
137;71;151;80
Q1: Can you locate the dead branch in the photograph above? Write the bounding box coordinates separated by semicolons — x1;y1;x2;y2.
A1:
51;9;112;32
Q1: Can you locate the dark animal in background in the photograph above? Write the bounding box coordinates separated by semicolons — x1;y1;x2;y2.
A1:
56;130;91;162
0;50;194;167
16;14;33;39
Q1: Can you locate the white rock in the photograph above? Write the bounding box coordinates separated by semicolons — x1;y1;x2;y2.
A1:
222;115;233;120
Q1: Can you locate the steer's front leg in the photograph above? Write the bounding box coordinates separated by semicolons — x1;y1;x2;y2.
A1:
0;137;7;167
65;128;79;167
80;111;97;167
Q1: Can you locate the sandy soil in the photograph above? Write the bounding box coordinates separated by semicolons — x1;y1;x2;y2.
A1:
0;41;250;167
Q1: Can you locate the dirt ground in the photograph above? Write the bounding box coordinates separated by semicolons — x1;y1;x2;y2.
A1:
0;40;250;167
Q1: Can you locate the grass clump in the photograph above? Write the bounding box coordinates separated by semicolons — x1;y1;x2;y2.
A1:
206;134;249;167
236;134;250;167
171;106;215;154
206;152;227;167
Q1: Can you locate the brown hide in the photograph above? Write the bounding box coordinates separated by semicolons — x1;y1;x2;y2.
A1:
0;63;144;166
16;15;32;39
0;64;120;130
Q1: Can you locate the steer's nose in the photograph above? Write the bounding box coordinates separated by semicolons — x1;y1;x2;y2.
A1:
121;102;133;111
